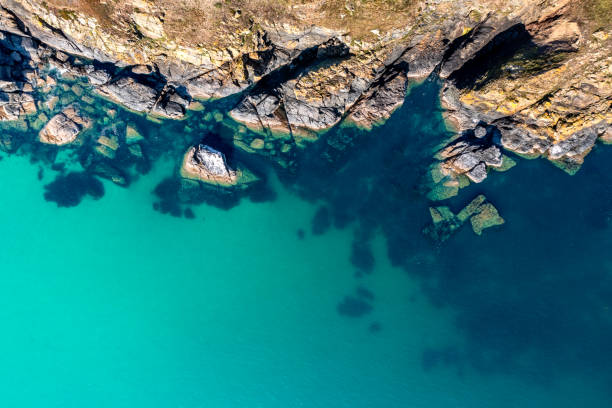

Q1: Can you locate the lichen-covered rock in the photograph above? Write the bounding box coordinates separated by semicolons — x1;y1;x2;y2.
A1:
38;105;90;145
441;4;612;175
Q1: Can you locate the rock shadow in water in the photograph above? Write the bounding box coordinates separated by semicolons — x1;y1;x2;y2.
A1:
337;295;373;318
311;206;331;235
43;171;104;207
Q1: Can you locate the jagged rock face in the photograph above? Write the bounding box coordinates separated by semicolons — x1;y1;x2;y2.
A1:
38;105;90;145
180;144;238;186
0;0;545;132
440;3;612;174
0;5;192;121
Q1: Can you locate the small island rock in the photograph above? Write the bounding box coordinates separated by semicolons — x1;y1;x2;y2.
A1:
180;144;238;186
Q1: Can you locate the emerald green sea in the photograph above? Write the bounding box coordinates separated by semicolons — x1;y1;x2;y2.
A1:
1;79;611;407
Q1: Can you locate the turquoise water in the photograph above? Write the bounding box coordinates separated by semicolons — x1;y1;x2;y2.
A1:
1;79;611;407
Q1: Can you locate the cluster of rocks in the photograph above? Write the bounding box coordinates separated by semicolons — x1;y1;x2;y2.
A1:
79;121;149;187
427;124;516;200
437;125;504;183
0;5;191;130
423;194;505;242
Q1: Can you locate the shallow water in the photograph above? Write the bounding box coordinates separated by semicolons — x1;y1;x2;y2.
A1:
0;79;611;407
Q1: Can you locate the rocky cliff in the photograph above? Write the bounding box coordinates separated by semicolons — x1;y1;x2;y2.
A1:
0;0;610;196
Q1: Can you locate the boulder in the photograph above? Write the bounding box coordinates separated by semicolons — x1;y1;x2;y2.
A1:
467;162;487;183
151;87;190;119
39;106;90;145
474;125;488;139
180;144;238;186
0;91;37;121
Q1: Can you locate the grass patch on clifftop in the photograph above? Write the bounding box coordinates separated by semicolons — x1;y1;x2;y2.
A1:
582;0;612;30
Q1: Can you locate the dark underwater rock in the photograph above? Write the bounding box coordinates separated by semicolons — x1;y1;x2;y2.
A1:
423;194;505;242
184;208;196;219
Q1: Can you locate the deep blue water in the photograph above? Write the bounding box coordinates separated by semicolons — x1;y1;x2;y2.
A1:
0;77;611;406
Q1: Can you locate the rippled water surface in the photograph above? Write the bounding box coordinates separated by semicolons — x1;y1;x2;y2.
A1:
0;79;611;407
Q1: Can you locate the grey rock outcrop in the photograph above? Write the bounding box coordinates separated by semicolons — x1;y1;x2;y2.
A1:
437;132;504;183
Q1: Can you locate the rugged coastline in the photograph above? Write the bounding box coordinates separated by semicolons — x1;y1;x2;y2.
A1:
0;0;610;201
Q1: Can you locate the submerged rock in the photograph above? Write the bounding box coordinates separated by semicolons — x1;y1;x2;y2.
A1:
38;106;90;145
422;206;461;242
337;295;373;318
125;125;145;144
94;125;121;159
470;202;505;235
43;172;104;207
424;195;504;242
